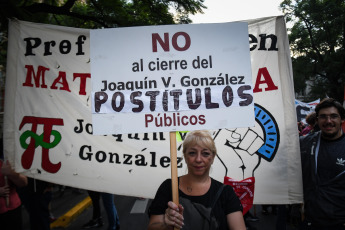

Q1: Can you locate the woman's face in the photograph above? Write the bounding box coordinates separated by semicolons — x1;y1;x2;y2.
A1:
184;144;215;177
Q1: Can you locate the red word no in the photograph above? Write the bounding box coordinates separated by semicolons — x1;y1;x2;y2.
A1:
152;32;191;52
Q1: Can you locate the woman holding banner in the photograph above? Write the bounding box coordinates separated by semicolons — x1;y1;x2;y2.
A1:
0;152;28;230
148;130;246;230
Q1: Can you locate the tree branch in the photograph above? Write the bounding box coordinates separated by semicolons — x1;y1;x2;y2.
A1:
297;13;324;63
21;1;112;27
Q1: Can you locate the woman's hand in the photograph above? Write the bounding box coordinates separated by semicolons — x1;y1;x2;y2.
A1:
164;201;184;229
1;160;13;176
1;160;28;187
0;185;9;197
147;201;184;230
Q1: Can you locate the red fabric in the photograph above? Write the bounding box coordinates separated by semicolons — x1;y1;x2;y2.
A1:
301;125;312;136
224;176;255;215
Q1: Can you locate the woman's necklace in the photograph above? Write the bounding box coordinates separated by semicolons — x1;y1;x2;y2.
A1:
183;176;210;194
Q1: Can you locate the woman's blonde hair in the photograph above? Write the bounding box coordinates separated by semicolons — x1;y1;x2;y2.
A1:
182;130;217;156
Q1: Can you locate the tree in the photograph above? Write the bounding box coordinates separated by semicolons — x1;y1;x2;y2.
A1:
280;0;345;102
0;0;206;29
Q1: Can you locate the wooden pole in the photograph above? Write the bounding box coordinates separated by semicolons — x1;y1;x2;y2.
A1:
4;176;9;207
169;132;179;230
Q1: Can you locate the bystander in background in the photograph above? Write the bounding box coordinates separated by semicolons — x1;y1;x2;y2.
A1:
83;190;120;230
18;178;52;230
0;138;28;230
300;112;317;136
299;98;345;229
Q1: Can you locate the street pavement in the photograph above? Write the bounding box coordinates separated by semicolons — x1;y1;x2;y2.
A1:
21;186;300;230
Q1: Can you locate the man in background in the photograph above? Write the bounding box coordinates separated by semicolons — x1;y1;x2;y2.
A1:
299;98;345;229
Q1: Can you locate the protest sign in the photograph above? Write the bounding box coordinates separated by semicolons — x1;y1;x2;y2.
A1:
90;23;254;134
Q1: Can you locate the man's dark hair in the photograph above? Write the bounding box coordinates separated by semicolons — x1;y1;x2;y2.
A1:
315;98;345;119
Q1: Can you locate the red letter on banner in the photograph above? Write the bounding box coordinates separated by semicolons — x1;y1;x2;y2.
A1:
253;67;278;93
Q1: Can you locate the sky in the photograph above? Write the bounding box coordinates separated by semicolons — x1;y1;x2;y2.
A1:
189;0;284;23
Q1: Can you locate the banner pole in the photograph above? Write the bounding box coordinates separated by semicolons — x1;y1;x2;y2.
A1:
4;176;9;207
170;131;179;230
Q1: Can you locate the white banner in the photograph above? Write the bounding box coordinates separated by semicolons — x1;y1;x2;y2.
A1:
90;23;254;134
4;16;303;204
295;99;320;123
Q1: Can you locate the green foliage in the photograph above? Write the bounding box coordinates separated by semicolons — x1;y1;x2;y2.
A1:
0;0;206;29
281;0;345;102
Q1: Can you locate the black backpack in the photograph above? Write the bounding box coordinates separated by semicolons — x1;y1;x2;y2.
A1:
180;184;225;230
